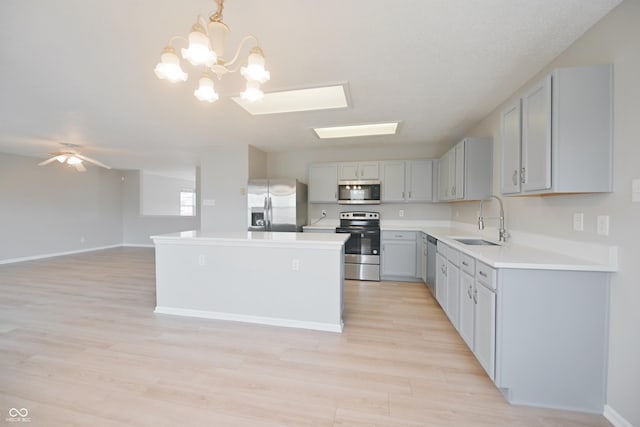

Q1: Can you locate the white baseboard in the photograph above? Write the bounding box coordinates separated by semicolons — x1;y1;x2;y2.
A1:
0;244;122;265
154;306;344;333
122;243;154;248
604;405;635;427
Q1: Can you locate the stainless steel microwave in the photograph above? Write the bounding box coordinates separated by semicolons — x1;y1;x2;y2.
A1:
338;180;381;204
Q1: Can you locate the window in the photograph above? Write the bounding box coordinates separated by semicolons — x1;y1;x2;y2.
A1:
180;190;196;216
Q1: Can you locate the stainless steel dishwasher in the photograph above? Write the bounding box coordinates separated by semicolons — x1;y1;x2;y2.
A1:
425;234;437;295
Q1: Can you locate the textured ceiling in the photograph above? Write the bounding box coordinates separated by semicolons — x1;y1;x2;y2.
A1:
0;0;622;175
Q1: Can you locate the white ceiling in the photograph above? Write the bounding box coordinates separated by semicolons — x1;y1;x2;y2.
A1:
0;0;622;176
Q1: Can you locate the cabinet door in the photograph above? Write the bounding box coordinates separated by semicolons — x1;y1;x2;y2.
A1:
309;163;338;203
521;75;552;192
359;162;380;179
474;282;496;380
380;161;406;202
459;272;475;350
501;101;522;194
338;162;359;180
381;240;417;277
438;152;451;201
407;160;433;202
435;252;447;309
446;259;460;329
452;142;465;200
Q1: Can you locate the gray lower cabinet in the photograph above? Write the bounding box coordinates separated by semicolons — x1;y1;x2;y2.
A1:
437;242;609;413
381;231;418;280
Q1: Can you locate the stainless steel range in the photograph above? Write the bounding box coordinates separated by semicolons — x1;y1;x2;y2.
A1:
335;211;380;281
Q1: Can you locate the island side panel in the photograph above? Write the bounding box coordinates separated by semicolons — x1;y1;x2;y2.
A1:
154;240;344;332
495;269;610;413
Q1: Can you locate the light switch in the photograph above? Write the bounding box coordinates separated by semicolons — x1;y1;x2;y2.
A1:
399;210;405;217
573;213;584;231
597;215;610;236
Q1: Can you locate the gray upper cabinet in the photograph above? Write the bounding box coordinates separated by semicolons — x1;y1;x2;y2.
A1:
438;137;493;201
500;64;613;196
380;159;433;203
338;161;379;180
308;163;338;203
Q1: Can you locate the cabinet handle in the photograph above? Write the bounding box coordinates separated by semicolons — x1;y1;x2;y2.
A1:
462;261;469;267
402;191;405;199
452;185;456;195
467;285;472;299
521;167;526;184
473;288;478;304
479;271;488;278
512;169;518;186
408;191;412;199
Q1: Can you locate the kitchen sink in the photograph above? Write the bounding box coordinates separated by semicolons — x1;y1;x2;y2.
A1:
451;237;499;246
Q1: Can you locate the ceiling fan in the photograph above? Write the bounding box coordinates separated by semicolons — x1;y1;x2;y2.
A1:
37;143;111;172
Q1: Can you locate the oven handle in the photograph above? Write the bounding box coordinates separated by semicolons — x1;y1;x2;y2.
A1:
335;228;380;235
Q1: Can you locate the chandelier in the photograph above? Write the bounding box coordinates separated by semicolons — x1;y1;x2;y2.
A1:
154;0;270;103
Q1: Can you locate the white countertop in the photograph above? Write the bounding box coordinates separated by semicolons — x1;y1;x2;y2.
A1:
400;226;617;272
151;230;349;249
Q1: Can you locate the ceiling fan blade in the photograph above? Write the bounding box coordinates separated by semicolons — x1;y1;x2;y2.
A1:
75;153;111;169
38;156;58;166
75;163;87;172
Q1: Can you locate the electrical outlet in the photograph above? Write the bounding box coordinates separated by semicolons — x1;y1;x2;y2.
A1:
597;215;610;236
291;259;300;271
573;212;584;231
399;209;404;217
198;254;206;266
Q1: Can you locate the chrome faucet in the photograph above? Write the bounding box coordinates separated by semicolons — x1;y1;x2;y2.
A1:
478;195;508;242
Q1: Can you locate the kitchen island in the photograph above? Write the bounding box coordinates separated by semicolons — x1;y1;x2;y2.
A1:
151;230;349;332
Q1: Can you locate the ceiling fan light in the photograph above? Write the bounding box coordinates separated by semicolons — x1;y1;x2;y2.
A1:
240;80;264;102
181;23;217;66
194;74;219;102
55;154;68;163
66;156;82;165
154;47;188;82
240;48;270;83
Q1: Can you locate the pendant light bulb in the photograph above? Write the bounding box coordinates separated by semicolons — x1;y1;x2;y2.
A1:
240;47;270;83
154;46;188;82
181;23;217;67
194;74;219;103
240;80;264;102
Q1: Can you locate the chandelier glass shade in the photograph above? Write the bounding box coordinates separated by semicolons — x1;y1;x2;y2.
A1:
154;0;270;103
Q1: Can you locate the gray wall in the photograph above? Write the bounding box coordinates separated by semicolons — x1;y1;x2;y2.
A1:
0;152;123;261
140;171;196;216
450;1;639;424
200;144;251;233
121;170;199;246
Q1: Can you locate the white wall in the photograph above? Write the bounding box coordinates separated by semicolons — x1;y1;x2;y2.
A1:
0;152;123;261
451;1;639;424
140;171;195;216
121;170;199;246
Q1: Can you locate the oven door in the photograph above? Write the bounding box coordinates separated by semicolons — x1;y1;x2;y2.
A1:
336;228;380;263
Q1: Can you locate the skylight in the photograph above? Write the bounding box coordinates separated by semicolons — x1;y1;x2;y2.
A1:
232;85;348;115
313;122;399;139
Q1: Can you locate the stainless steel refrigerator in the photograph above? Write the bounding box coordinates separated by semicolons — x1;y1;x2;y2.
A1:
248;179;308;232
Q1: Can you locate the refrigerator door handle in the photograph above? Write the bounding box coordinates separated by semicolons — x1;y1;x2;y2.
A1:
267;196;273;231
263;197;269;231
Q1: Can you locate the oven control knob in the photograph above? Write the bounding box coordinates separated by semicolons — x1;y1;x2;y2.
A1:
373;250;378;254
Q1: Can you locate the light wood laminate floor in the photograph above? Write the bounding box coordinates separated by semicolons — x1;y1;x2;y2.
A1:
0;247;611;426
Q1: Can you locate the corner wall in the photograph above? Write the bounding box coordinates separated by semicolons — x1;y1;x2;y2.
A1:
452;1;639;424
0;152;123;262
